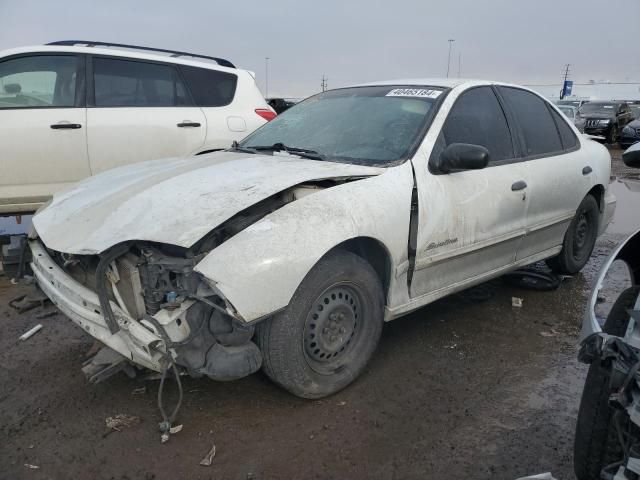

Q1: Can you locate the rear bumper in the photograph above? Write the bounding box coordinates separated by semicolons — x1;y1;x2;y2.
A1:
599;189;616;236
30;240;165;371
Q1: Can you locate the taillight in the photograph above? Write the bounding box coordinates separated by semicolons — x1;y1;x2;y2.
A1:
255;108;277;121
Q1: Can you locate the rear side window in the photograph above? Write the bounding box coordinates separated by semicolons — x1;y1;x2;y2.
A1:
179;66;237;107
549;107;578;150
499;87;562;157
93;58;189;107
0;55;78;108
438;86;514;162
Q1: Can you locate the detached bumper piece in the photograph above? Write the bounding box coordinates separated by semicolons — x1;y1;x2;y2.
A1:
82;346;136;384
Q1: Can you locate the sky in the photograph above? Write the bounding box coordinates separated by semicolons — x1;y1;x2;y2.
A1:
1;0;639;98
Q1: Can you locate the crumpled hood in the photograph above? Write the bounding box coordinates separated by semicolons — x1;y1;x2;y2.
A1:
33;151;383;254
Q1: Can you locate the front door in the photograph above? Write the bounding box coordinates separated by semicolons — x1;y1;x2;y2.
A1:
86;56;206;174
410;86;529;299
0;54;89;212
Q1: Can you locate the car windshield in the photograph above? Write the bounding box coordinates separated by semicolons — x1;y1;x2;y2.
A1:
240;85;444;165
579;103;618;115
630;105;640;119
558;106;575;118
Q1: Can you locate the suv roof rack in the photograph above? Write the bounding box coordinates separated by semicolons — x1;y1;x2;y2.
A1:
47;40;236;68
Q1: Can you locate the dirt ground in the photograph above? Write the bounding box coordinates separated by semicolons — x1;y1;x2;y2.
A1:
1;149;639;480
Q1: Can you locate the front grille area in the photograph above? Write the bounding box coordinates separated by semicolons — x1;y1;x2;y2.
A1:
585;119;600;128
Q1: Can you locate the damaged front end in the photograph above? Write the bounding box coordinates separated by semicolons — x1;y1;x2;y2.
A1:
30;238;262;383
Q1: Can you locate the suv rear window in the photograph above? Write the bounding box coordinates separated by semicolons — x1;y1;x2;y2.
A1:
179;66;237;107
499;87;562;157
93;58;189;107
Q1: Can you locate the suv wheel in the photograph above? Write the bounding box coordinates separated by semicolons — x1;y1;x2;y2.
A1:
256;250;384;399
606;124;619;144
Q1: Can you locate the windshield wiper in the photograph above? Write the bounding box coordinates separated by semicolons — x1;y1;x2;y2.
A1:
228;140;259;154
248;143;325;160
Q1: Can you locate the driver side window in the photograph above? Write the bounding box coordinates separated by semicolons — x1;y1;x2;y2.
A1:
432;86;515;165
0;55;78;109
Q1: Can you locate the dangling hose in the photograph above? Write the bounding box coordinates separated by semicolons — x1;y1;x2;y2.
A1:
157;355;183;443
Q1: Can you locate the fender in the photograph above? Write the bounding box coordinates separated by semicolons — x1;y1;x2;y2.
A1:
581;227;640;340
194;162;415;322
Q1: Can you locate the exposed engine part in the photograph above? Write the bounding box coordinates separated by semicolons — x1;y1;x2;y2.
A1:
172;303;261;381
137;247;202;315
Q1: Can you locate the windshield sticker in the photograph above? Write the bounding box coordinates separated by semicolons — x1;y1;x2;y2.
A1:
603;105;614;108
386;88;442;99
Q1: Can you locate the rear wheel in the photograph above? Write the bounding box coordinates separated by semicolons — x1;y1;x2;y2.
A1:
547;194;599;274
256;250;384;399
574;287;640;480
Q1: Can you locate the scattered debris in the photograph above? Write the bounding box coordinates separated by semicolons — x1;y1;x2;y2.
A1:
24;464;39;470
337;401;347;406
444;343;458;350
131;386;147;396
19;324;43;341
512;297;523;308
9;288;49;313
35;309;59;319
103;414;140;437
169;424;183;434
199;442;217;466
540;330;559;337
503;269;560;291
516;473;557;480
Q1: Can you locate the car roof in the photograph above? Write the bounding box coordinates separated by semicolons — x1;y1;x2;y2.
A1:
350;78;522;89
0;44;242;75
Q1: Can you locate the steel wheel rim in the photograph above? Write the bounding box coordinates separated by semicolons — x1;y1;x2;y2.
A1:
303;284;361;374
573;209;593;262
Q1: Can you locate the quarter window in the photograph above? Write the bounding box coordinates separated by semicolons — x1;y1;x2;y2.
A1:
0;55;78;108
437;86;514;163
549;107;578;150
499;87;563;157
179;65;237;107
93;58;190;107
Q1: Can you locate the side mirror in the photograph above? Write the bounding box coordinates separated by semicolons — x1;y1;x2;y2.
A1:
437;143;489;173
623;143;640;168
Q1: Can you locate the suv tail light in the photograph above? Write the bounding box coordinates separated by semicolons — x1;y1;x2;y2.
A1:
255;109;277;121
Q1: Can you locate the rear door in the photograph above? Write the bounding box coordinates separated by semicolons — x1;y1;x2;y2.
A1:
497;86;591;260
86;56;206;174
410;86;529;298
0;53;89;212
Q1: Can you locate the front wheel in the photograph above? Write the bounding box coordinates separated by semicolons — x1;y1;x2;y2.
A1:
574;287;640;480
256;250;384;399
547;194;599;275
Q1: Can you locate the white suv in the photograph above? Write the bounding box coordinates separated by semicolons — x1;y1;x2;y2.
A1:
0;40;275;214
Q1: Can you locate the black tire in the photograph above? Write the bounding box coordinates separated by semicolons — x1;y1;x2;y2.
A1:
606;125;619;145
574;286;640;480
255;249;384;399
547;195;599;275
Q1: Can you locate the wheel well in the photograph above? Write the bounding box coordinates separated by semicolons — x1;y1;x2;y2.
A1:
332;237;392;304
587;184;605;212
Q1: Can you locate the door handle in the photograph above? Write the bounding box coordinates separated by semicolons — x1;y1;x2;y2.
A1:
582;166;593;175
511;180;527;191
50;123;82;129
177;121;201;128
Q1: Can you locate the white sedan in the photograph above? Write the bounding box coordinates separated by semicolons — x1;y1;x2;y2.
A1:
31;79;615;398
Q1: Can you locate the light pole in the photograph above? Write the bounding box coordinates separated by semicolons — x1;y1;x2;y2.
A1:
265;57;270;99
446;39;455;78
